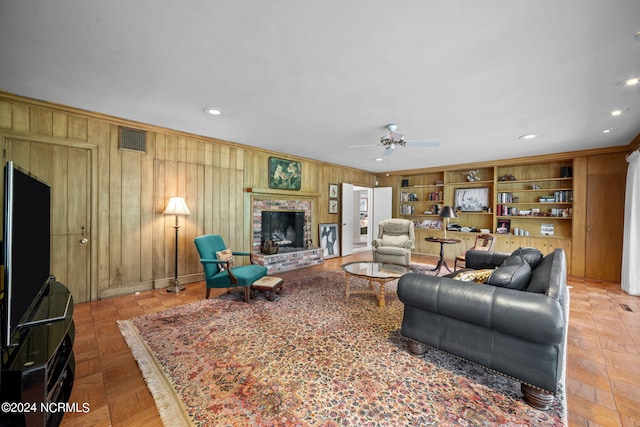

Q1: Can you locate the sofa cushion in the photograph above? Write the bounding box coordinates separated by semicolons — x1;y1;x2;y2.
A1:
527;252;554;294
382;234;409;246
486;255;531;290
510;247;544;270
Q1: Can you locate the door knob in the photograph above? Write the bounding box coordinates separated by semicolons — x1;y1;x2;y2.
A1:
80;226;88;244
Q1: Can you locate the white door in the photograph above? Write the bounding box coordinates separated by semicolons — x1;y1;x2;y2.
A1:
371;187;392;238
341;183;354;256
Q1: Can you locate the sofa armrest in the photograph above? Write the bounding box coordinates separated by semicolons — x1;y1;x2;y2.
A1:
372;238;383;248
465;250;510;269
397;273;565;345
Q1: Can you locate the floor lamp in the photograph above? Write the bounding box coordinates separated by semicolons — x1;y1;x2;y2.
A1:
163;197;191;293
439;205;457;239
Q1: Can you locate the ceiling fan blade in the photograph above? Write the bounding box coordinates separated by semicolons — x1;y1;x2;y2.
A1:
347;144;381;148
405;140;441;147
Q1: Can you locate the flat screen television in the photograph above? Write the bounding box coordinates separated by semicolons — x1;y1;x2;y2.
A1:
1;161;52;349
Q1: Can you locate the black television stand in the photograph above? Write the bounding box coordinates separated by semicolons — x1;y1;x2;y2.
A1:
1;281;75;427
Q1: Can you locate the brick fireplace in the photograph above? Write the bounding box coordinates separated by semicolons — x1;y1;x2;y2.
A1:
251;197;323;273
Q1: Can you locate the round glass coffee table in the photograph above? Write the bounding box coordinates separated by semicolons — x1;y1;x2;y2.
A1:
342;261;416;307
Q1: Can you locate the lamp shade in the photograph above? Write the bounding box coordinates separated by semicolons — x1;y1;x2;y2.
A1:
439;205;457;219
163;197;191;216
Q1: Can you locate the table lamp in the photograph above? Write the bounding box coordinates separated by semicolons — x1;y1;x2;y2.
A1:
163;196;191;292
439;205;457;239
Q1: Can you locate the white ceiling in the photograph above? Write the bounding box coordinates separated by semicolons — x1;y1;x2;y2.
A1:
1;1;639;173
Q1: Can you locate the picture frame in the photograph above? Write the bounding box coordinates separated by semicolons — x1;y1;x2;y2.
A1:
496;219;511;234
329;199;338;214
268;157;301;190
329;183;338;198
454;187;490;212
359;198;368;212
319;223;340;258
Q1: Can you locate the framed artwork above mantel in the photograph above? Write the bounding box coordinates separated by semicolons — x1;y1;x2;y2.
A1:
268;157;301;191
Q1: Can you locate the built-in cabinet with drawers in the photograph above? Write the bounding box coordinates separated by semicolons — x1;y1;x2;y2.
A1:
397;160;574;271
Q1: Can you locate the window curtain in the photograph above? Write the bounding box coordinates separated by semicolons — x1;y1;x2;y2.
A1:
622;150;639;295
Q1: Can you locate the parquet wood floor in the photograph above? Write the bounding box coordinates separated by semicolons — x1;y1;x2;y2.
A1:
60;251;640;427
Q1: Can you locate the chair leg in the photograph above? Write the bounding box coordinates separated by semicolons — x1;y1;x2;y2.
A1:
244;286;250;303
205;287;211;299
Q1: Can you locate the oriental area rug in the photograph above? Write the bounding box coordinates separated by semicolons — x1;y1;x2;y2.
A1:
118;271;566;427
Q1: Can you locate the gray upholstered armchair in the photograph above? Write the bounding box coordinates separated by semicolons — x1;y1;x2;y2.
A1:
372;218;415;266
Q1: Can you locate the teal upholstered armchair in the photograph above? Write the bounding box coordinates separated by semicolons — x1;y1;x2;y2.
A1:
194;234;268;302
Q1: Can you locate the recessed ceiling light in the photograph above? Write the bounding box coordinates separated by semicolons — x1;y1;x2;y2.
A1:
603;128;616;134
518;134;538;140
635;31;640;41
203;107;223;116
611;109;623;116
374;158;383;161
615;77;639;87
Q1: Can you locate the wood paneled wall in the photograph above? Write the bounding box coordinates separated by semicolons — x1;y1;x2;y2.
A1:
0;94;376;301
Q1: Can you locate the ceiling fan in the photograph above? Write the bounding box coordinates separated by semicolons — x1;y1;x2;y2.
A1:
349;124;441;156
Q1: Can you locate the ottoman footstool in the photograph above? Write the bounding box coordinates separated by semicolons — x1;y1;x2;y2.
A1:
250;276;284;301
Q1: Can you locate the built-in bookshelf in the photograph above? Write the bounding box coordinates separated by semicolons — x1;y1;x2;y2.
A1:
397;161;574;261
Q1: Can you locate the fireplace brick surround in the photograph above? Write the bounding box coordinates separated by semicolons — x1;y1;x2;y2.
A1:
251;197;323;273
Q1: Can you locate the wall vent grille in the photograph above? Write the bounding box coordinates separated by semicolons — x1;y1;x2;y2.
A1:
119;127;146;152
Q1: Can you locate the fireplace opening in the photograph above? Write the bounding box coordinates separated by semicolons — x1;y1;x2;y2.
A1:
261;210;305;249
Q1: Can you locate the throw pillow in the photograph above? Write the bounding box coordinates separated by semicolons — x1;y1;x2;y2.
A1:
486;255;531;290
510;247;544;270
215;248;234;270
452;269;495;284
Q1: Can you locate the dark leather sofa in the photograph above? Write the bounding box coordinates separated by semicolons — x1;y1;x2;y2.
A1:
397;247;568;410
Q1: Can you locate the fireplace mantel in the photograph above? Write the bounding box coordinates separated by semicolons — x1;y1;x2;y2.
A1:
245;187;320;197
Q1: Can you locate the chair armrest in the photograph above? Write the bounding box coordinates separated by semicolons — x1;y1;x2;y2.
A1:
200;258;229;265
404;239;414;249
372;238;383;248
231;251;261;265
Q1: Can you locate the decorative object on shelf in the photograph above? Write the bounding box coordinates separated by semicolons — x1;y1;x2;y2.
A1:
496;219;511;234
462;170;480;181
532;184;541;190
329;199;338;214
560;167;572;178
439;206;457;239
319;223;340;258
163;196;191;292
401;179;409;187
268;157;301;191
541;223;555;235
329;183;338;198
498;173;517;181
454;187;490;212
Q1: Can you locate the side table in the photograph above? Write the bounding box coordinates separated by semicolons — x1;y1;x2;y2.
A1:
424;237;461;275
